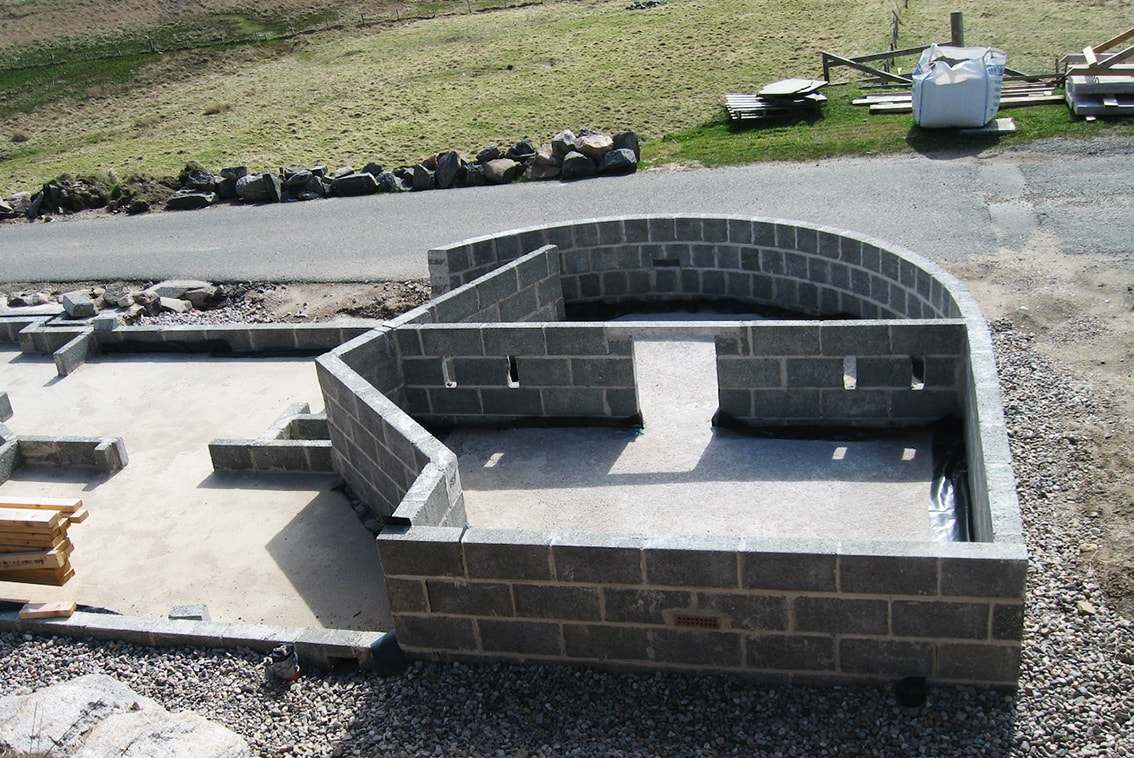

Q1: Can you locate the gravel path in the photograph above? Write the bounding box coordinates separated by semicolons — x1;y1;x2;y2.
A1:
2;318;1133;757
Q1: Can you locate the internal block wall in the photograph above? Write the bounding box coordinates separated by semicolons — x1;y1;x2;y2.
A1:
318;246;566;520
377;526;1025;687
429;216;964;321
716;320;966;427
398;324;639;428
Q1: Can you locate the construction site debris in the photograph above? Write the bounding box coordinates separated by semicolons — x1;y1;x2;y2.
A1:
1063;27;1134;117
0;497;85;586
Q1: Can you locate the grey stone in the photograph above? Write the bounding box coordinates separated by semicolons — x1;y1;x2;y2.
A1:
182;169;216;192
362;161;385;176
235;172;281;203
332;172;380;197
74;706;250;758
461;163;487;187
598;148;638;175
378;171;407;192
551;128;576;157
166;190;217;210
613;130;641;160
62;291;97;318
574;132;614;159
159;297;194;314
476;144;503;163
282;168;314;188
0;674;163;756
560;151;597;181
435;151;463;189
146;279;211;299
412;165;436;191
182;286;224;310
169;604;211;621
0;199;17;219
333;165;356;178
483;158;521;185
505;140;536;162
523;161;560;181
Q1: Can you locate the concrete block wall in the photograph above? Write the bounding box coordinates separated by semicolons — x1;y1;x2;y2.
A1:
428;216;964;321
209;402;334;473
15;435;128;474
716;320;966;427
398;324;639;428
377;526;1025;687
317;330;465;524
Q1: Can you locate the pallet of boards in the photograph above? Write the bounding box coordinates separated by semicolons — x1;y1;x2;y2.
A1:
0;497;86;586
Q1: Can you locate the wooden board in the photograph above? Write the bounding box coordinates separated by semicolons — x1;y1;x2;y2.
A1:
0;532;68;550
0;566;74;587
869;94;1064;114
0;549;66;571
19;600;76;619
0;508;63;532
0;496;83;514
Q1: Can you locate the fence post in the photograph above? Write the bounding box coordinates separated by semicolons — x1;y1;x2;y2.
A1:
950;12;965;46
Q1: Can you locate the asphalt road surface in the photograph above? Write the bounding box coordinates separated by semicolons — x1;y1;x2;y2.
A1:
1;138;1130;283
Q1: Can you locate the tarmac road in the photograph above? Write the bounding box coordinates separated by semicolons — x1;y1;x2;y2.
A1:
0;137;1131;283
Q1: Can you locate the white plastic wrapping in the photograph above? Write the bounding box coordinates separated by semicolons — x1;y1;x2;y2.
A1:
912;44;1007;128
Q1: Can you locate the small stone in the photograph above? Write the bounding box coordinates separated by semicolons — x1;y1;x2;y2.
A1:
1077;599;1096;616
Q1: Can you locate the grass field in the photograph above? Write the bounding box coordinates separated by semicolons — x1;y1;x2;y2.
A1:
1;0;1131;192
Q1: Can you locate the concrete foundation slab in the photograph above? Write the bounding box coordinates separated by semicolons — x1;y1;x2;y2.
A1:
0;349;385;630
451;338;934;541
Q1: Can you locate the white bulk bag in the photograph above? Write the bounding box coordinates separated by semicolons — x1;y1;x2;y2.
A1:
912;44;1007;128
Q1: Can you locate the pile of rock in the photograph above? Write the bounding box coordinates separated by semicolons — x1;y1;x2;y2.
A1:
159;128;640;211
6;280;230;324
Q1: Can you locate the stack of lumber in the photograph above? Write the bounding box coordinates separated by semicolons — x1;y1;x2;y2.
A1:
1063;27;1134;117
726;78;828;121
855;82;1062;115
0;497;87;586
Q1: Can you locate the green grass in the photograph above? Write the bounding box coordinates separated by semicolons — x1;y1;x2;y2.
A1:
0;0;1131;193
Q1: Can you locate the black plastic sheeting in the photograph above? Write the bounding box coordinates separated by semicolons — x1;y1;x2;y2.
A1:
929;422;972;542
713;414;973;542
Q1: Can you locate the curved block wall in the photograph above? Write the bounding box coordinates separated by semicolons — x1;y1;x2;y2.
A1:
317;215;1027;687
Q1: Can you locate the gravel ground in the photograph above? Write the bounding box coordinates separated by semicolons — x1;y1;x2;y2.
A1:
2;319;1133;757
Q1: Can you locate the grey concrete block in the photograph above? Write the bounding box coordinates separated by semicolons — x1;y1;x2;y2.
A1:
478;619;562;656
856;357;914;388
427;579;514;616
540;387;604;416
644;536;741;588
741;545;837;592
462;528;553;581
480;388;544;417
749;323;821;355
716;357;782;389
53;331;97;377
786;358;844;389
839;638;934;676
552;535;644;584
385;577;429;613
0;392;11;422
839;553;938;597
819;323;892;356
697;593;788;631
819;389;890;421
451;356;510;386
394;614;477;651
749;389;822;421
563;623;652;661
748;634;835;671
892;600;989;639
168;604;211;621
514;584;601;621
377;526;466;578
992;603;1025;641
936;642;1021;683
940;555;1028;599
603;588;692;624
570;357;634;388
889;322;966;355
62;291;97;318
419;326;485;357
651;628;743;668
794;597;888;635
483;326;549;357
208;440;254;471
0;440;17;483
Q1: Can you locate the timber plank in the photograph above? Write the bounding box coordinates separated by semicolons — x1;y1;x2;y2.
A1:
0;549;66;571
0;566;75;587
0;496;83;514
0;508;63;531
19;600;77;619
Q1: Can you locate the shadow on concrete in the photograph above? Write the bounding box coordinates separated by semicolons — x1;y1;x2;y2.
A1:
4;465;112;493
262;484;390;631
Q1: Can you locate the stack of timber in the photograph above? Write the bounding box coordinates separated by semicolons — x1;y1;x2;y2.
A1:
1063;27;1134;117
726;79;828;121
855;82;1062;115
0;497;87;586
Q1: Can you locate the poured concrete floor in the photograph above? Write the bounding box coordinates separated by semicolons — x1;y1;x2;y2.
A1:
453;338;936;541
0;349;386;630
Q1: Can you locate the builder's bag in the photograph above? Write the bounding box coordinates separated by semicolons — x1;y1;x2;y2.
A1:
912;44;1006;128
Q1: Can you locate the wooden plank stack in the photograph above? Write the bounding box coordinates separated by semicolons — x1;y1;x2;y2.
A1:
1063;27;1134;118
726;79;828;121
855;83;1062;115
0;497;87;586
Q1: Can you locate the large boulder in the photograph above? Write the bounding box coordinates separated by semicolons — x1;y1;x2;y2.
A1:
598;148;638;176
505;140;536;163
613;130;641;161
461;163;487;187
235;172;281;203
0;199;18;220
560;151;597;181
574;132;614;160
377;171;408;192
551;129;576;158
476;145;503;163
483;158;521;185
182;169;216;193
435;151;463;189
331;172;379;197
166;190;217;210
0;674;250;758
216;166;247;200
411;165;436;191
